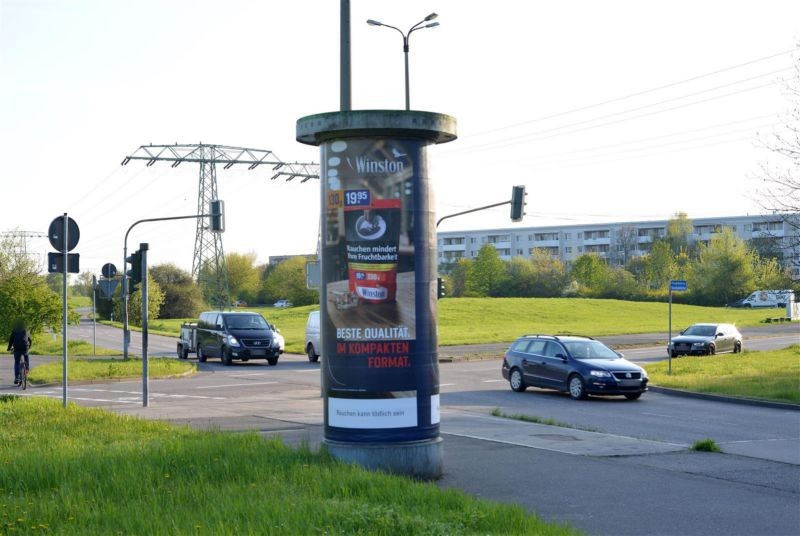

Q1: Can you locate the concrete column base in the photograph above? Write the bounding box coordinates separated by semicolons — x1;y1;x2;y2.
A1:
324;437;444;480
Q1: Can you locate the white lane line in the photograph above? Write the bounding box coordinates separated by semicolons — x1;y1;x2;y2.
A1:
641;412;674;418
482;379;506;383
195;381;278;389
440;383;457;387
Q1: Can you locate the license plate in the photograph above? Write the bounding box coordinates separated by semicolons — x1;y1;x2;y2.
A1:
250;349;266;357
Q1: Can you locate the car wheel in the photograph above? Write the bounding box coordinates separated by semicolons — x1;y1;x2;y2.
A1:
307;344;319;363
707;345;716;356
221;348;233;366
568;374;587;400
177;343;185;359
669;350;678;358
197;346;207;363
267;357;278;366
733;341;742;354
624;392;642;400
509;368;526;392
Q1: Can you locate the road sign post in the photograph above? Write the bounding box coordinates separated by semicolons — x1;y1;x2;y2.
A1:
668;280;688;376
48;213;80;407
140;243;149;408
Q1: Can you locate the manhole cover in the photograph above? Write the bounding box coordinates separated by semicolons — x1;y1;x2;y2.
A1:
530;433;580;442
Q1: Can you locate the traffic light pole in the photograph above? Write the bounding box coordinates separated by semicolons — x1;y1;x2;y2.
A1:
122;211;218;360
436;200;510;228
140;243;149;407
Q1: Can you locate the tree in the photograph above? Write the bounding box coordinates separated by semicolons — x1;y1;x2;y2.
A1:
104;273;164;326
755;58;800;270
570;254;612;295
151;263;205;319
0;233;65;337
225;252;262;303
448;258;471;297
612;225;639;266
643;240;676;290
528;249;568;297
261;257;319;306
72;272;95;297
666;212;693;255
690;229;755;306
466;245;506;297
500;257;537;297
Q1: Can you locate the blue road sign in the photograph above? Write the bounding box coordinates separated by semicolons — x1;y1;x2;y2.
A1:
670;280;688;291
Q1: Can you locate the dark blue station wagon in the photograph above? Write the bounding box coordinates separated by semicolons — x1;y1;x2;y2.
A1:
501;335;648;400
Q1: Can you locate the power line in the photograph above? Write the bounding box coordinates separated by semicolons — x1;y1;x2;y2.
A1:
447;79;782;156
446;68;790;156
462;47;798;139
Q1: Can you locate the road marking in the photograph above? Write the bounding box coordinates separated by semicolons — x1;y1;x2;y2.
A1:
440;383;457;387
641;412;674;418
195;381;278;389
482;379;506;383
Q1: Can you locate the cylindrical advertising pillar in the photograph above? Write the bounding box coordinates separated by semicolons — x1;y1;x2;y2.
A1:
297;111;456;479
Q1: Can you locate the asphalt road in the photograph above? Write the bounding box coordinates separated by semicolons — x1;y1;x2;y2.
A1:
2;347;798;535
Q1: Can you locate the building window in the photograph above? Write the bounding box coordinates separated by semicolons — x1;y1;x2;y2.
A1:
584;230;610;240
577;232;583;239
577;246;583;253
564;232;572;240
516;249;524;255
565;246;572;254
534;232;559;241
443;237;465;246
487;234;510;243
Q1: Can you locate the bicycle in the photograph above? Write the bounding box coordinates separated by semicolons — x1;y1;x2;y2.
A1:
18;355;28;390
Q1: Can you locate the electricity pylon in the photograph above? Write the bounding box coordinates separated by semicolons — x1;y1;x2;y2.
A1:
121;143;319;306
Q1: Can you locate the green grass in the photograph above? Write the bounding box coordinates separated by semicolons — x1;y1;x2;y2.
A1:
28;358;196;384
27;337;119;357
0;397;576;535
117;299;772;355
491;408;599;432
68;295;92;308
436;298;770;346
692;439;723;453
646;345;800;404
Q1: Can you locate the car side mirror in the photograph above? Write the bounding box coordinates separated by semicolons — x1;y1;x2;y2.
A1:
716;333;723;338
216;324;223;329
615;351;625;358
555;353;567;361
680;330;685;335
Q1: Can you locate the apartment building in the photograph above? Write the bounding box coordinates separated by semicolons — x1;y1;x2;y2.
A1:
437;214;800;278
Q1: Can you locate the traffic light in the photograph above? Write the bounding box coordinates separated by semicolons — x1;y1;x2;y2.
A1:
510;185;526;222
126;249;142;294
210;199;225;233
437;277;446;300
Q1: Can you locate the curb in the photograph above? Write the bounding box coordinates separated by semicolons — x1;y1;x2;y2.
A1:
648;386;800;411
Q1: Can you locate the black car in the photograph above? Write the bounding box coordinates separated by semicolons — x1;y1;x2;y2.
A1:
667;323;742;357
501;335;648;400
196;311;283;366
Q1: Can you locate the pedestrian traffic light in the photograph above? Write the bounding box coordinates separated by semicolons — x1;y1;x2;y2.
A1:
437;277;446;300
126;249;142;294
510;185;526;222
210;199;225;233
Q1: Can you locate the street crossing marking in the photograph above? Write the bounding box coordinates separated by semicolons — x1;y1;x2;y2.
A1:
195;381;279;389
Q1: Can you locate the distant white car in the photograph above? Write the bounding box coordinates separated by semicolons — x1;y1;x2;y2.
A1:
305;311;320;363
273;299;292;308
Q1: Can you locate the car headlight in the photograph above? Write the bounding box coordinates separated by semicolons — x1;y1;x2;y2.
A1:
226;335;240;347
590;370;611;378
641;369;648;378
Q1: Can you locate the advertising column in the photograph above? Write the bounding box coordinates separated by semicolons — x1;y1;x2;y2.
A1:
322;137;438;442
297;111;456;479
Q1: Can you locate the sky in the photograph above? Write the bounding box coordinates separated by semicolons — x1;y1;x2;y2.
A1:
1;0;799;274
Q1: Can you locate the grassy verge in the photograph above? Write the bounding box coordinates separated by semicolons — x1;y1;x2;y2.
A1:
68;295;92;308
645;345;800;404
28;358;196;384
0;397;576;535
27;337;119;357
110;299;772;355
692;439;723;452
491;408;599;432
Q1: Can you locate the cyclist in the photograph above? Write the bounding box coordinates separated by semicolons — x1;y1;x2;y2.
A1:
7;319;32;386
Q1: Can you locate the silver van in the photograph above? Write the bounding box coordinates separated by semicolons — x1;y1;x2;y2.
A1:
305;311;320;363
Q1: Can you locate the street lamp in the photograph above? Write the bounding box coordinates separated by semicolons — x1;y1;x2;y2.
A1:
366;13;440;110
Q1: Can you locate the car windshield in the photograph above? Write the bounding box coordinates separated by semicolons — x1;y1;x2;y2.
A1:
683;325;716;337
562;341;619;360
224;314;269;330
